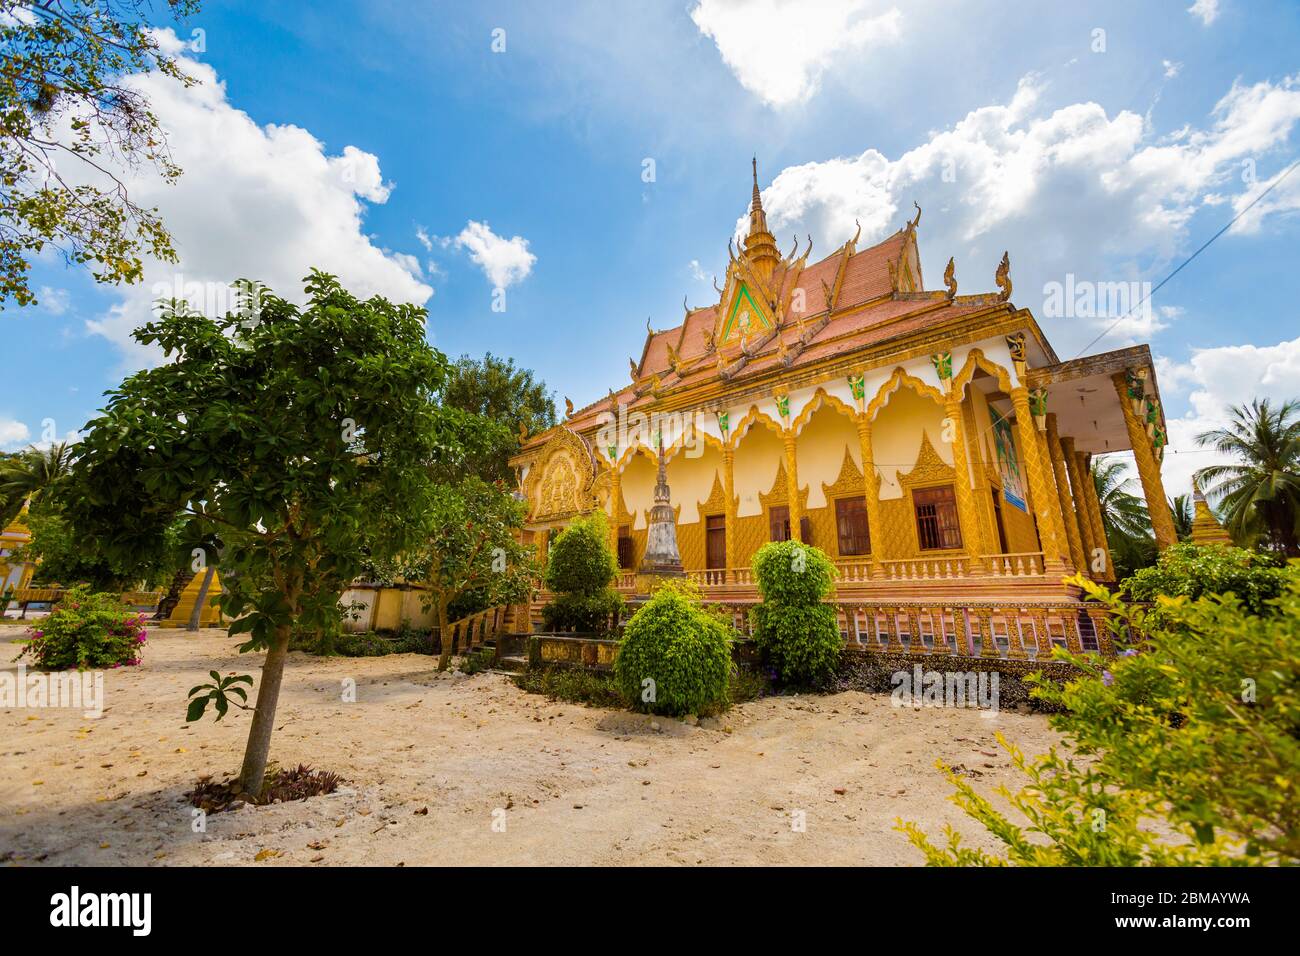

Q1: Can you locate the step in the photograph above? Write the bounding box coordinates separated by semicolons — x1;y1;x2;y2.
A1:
494;655;528;674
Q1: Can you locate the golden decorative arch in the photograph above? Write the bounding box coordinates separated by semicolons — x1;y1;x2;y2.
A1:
612;441;659;475
728;404;785;448
791;386;858;436
950;347;1015;398
522;426;599;521
664;428;725;462
865;366;947;421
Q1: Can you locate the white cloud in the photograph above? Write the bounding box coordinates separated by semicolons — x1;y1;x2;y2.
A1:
1187;0;1220;27
690;0;902;107
1157;334;1300;496
36;286;70;316
415;225;434;252
0;417;30;450
688;259;708;281
743;72;1300;354
1163;59;1182;79
1228;159;1300;234
78;32;430;369
453;221;536;289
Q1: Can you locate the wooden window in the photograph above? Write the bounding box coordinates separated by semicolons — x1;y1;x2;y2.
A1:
617;526;634;570
768;506;811;544
913;485;963;550
769;505;791;542
705;515;726;569
834;497;871;556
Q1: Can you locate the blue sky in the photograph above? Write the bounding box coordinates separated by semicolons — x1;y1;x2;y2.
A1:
6;0;1300;496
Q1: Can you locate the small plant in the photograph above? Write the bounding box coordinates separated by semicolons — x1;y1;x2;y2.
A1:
1124;541;1287;618
13;586;148;670
614;579;732;717
541;512;623;633
750;540;841;686
459;646;496;675
186;670;254;721
187;764;343;813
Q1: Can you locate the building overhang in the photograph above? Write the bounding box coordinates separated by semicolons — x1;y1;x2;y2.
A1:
1025;344;1164;456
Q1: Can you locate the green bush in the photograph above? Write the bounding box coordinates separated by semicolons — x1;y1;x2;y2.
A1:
750;540;841;685
14;586;148;670
1124;542;1287;616
542;512;622;633
899;568;1300;865
541;589;623;633
514;665;629;709
614;581;732;717
752;539;836;604
543;512;617;594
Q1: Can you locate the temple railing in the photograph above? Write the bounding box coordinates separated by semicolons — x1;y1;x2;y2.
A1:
982;551;1046;576
703;599;1113;660
660;552;1050;590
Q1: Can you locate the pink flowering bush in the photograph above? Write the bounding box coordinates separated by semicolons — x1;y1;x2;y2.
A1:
14;586;148;670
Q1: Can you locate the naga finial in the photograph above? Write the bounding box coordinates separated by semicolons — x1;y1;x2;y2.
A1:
629;357;640;381
564;396;574;419
517;421;528;443
995;251;1012;302
646;315;654;335
801;233;813;260
713;274;723;295
786;235;798;260
850;218;861;248
943;256;957;300
909;201;922;230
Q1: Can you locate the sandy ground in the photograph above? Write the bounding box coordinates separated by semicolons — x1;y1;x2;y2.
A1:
0;625;1062;866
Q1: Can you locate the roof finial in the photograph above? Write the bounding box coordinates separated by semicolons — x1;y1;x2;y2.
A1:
751;156;762;211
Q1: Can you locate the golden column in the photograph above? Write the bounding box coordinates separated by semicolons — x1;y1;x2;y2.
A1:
1062;439;1105;580
607;464;622;559
855;416;884;573
1111;372;1177;550
722;446;737;575
1045;414;1087;572
1010;386;1068;571
783;430;804;543
1076;450;1116;582
945;395;987;570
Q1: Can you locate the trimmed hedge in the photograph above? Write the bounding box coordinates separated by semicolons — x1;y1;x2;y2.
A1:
750;540;841;685
542;512;623;633
614;581;732;716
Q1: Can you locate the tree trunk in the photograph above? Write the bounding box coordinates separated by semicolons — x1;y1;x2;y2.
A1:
187;565;216;632
237;625;291;796
437;598;452;672
155;568;193;621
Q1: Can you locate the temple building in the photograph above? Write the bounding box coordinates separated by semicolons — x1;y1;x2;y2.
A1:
510;163;1178;655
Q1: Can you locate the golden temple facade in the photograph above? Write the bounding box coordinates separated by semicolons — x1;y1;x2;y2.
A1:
511;163;1176;624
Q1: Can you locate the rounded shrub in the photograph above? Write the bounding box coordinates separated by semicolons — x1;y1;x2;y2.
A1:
544;513;617;594
614;581;732;717
750;539;841;686
752;539;836;604
16;586;148;670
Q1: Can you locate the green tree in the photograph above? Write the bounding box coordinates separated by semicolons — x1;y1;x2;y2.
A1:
413;476;537;671
63;271;464;795
540;511;622;635
1169;493;1193;541
0;0;200;307
1091;456;1154;579
750;539;841;685
899;570;1300;865
0;440;75;527
14;502;184;590
1196;398;1300;557
441;352;556;482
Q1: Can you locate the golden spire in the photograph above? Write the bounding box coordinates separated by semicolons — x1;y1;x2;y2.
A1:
743;157;780;282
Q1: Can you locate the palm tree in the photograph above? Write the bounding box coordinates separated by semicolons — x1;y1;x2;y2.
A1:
1092;456;1156;579
1196;398;1300;557
0;441;75;528
1169;493;1194;541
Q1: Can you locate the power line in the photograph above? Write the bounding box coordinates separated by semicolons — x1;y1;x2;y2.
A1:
1074;157;1300;358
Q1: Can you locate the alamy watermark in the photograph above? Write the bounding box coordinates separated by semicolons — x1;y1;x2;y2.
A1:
0;665;104;718
1041;274;1152;322
890;664;999;712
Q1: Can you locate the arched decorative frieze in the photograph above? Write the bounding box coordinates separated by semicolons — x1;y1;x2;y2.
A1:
523;426;600;522
791;386;858;436
611;440;659;475
950;347;1015;399
664;428;725;463
865;367;947;422
728;404;786;449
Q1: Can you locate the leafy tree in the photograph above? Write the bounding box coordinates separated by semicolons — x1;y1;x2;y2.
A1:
0;0;200;307
750;539;841;685
63;271;464;795
1124;541;1288;619
1196;398;1300;557
441;352;556;482
899;570;1300;865
14;500;184;590
540;511;622;634
413;475;537;671
0;440;75;527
